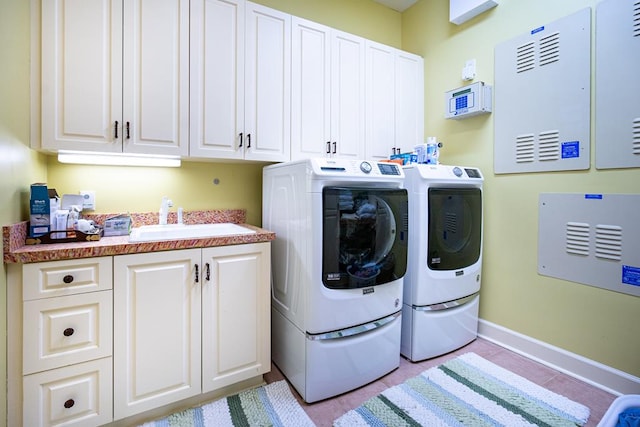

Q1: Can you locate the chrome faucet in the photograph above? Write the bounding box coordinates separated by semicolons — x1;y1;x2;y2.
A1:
159;196;173;225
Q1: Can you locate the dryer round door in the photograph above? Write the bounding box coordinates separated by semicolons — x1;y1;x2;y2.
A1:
427;187;482;271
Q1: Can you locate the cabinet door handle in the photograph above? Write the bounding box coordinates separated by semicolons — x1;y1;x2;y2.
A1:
239;132;243;148
126;122;131;139
64;399;75;409
115;121;119;139
247;134;251;148
63;275;74;284
332;141;337;154
195;264;199;283
326;141;331;154
63;328;74;337
396;148;401;155
205;263;210;281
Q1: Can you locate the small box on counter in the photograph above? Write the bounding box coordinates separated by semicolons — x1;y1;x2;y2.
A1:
104;214;132;236
29;183;50;237
390;152;415;165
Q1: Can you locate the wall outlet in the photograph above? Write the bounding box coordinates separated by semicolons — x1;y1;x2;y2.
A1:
80;190;96;211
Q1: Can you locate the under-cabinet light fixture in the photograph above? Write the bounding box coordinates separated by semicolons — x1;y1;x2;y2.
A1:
57;151;181;168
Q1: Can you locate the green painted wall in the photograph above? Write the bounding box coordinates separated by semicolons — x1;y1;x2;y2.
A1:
2;3;638;424
0;0;49;422
402;0;640;377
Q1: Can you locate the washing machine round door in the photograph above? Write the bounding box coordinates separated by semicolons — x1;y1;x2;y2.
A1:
321;187;408;289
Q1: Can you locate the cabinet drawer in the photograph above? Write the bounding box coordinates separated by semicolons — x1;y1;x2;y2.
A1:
23;257;112;301
24;357;113;427
23;291;113;375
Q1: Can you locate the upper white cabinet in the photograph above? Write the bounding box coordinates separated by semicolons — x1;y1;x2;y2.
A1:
365;41;424;161
291;17;366;161
37;0;421;163
394;50;424;155
190;0;291;162
40;0;189;156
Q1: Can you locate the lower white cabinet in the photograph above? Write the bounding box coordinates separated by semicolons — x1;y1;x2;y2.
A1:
113;243;271;419
7;243;271;426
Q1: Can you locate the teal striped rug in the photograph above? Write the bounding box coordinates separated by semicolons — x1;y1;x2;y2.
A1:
334;352;590;426
139;380;315;427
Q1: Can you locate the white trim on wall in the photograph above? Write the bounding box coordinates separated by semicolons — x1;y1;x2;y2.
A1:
478;319;640;396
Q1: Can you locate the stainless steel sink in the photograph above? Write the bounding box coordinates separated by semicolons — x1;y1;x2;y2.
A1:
129;223;256;242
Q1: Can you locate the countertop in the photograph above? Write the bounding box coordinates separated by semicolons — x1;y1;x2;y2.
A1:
3;209;275;264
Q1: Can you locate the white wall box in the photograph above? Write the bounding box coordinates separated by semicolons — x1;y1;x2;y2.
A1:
538;193;640;298
290;17;366;160
190;0;291;162
39;0;189;156
444;81;492;120
365;41;424;160
113;243;271;419
450;0;498;25
595;0;640;170
494;8;591;174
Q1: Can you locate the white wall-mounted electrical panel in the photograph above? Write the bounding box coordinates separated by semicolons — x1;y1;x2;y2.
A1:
595;0;640;170
450;0;498;25
538;193;640;297
444;81;492;120
494;8;591;174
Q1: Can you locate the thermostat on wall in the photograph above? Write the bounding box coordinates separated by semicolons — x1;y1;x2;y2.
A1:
445;81;492;120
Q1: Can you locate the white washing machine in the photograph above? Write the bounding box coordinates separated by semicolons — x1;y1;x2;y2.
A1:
263;158;408;403
401;164;483;361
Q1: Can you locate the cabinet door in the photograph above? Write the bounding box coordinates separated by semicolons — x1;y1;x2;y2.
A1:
331;29;366;159
244;2;291;162
365;40;397;161
41;0;123;152
190;0;245;160
113;249;201;419
201;243;270;393
395;50;424;153
122;0;189;156
291;17;332;161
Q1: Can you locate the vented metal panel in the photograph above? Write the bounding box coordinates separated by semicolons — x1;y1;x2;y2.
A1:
494;9;591;174
538;193;640;297
595;0;640;169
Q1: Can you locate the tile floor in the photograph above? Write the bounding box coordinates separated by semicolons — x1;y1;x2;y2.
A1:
264;337;617;427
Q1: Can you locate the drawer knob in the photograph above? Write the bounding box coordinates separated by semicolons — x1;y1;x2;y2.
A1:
63;275;74;284
64;399;75;409
63;328;75;337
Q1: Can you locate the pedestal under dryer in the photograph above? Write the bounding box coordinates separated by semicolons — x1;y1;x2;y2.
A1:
401;164;483;361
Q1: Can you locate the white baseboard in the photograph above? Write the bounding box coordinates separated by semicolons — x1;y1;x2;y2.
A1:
478;319;640;396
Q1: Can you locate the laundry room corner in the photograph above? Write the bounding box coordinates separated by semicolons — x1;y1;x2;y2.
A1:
401;0;640;384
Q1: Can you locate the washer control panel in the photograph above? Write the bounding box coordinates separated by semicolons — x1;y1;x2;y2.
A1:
314;158;403;178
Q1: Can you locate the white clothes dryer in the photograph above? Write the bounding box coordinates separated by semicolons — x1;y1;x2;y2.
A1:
401;164;483;361
263;158;408;403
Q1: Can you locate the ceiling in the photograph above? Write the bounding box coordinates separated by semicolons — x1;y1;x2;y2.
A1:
373;0;418;12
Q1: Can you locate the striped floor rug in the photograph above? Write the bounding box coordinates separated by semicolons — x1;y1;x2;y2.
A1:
334;352;591;427
139;380;315;427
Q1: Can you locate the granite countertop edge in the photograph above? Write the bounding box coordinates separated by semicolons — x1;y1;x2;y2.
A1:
3;209;275;264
